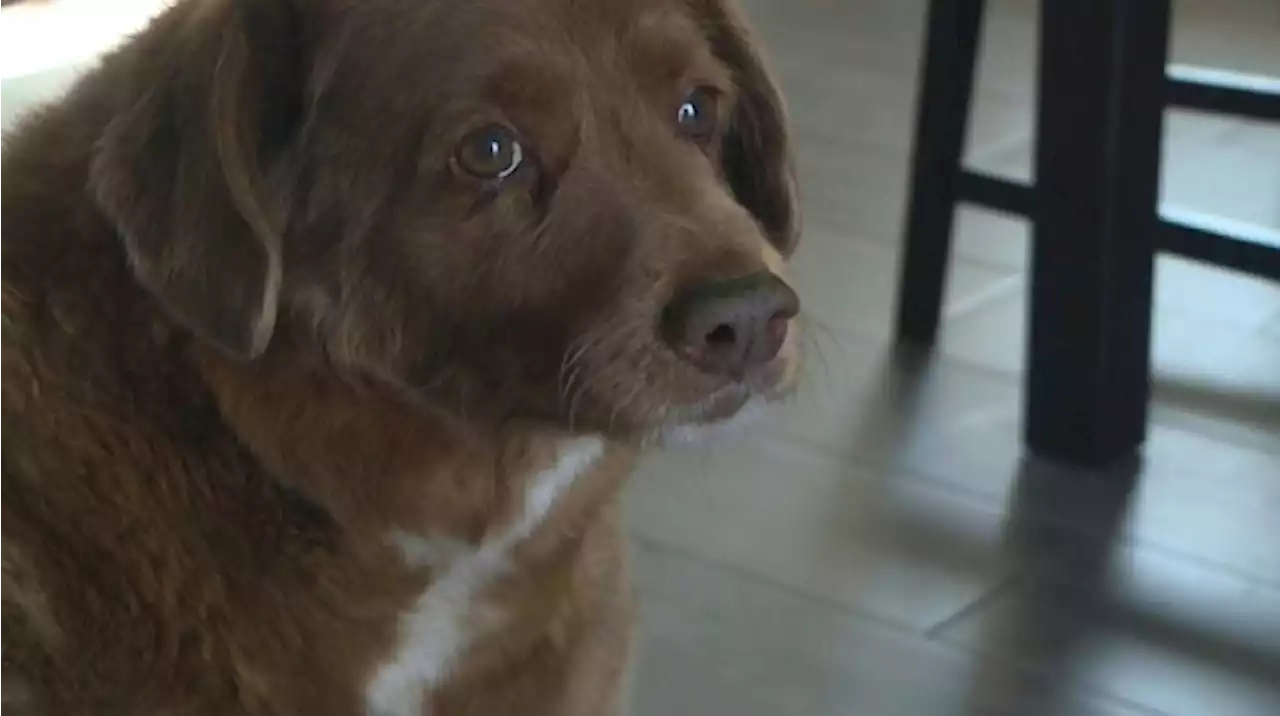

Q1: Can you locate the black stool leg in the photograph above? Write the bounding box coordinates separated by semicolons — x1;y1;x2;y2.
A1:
895;0;986;344
1027;0;1171;467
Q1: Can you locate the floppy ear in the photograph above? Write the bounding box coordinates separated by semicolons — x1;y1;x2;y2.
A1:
91;0;304;359
695;0;799;252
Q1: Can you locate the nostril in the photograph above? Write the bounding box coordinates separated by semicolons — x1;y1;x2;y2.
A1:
705;323;737;347
765;314;789;342
664;272;799;377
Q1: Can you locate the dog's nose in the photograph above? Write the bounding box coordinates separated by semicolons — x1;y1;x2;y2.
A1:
662;272;800;379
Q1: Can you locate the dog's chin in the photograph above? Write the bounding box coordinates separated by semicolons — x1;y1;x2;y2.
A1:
645;384;776;447
646;351;801;447
653;393;770;447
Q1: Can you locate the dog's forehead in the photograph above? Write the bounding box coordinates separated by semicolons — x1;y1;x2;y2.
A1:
347;0;721;86
438;0;703;43
321;0;733;151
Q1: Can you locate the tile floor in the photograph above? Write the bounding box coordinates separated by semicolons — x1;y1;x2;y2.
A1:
3;1;1278;715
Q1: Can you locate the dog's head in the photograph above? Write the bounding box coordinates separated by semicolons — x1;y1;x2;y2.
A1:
91;0;801;440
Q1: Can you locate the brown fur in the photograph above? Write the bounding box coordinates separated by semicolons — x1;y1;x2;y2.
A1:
1;0;799;713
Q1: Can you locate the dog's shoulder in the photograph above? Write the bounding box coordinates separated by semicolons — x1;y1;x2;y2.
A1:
2;53;142;373
1;60;303;713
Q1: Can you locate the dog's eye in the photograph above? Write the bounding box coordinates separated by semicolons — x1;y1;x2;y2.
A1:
455;125;524;180
675;87;718;142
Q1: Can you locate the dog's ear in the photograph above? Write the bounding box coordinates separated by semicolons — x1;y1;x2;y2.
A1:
91;0;305;359
694;0;798;252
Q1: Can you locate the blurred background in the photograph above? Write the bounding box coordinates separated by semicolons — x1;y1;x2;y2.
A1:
3;1;1277;714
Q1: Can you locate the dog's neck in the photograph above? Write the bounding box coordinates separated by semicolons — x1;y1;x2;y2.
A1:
193;339;637;554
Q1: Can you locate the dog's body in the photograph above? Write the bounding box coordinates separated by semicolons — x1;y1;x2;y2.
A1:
1;0;800;713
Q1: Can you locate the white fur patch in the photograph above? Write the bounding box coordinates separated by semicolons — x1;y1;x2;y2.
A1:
658;395;770;447
365;435;606;716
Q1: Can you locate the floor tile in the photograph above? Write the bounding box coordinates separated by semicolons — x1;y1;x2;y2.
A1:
936;552;1280;716
790;225;1017;342
929;282;1280;452
626;434;1010;632
764;334;1280;584
631;540;1154;716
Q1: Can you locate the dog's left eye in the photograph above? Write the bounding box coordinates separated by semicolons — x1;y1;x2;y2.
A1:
675;87;718;142
454;124;524;180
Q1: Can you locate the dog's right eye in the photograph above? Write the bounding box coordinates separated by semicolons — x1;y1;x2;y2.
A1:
454;125;524;181
675;87;719;144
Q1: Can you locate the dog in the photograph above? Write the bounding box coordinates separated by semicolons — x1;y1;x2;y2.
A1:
0;0;802;713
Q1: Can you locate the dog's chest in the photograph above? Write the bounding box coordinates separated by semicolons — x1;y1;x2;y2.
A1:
363;436;604;716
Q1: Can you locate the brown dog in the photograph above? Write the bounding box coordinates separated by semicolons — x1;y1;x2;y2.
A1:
1;0;801;713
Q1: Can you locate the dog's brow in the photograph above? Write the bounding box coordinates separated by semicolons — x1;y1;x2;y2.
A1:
623;9;734;92
470;48;575;106
497;62;566;94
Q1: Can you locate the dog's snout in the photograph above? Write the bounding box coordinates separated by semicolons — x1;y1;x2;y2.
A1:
662;272;800;380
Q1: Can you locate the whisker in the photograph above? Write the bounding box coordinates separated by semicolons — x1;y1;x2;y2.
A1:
557;327;611;424
557;332;592;397
791;315;848;405
565;366;598;434
607;382;645;434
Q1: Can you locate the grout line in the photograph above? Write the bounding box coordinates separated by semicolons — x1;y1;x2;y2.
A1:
786;311;1280;460
761;424;1280;592
942;273;1025;320
627;531;931;636
630;532;1178;716
963;129;1034;174
923;573;1022;638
